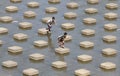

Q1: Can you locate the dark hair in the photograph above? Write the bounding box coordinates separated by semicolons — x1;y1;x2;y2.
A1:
64;32;67;35
52;17;55;19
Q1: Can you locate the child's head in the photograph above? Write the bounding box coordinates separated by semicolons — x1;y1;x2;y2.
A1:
64;32;67;36
52;17;55;20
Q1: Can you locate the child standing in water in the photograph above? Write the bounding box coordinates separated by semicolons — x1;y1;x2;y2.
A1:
57;32;67;48
46;17;55;33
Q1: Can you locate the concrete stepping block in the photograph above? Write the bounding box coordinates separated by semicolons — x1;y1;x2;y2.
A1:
66;2;79;9
87;0;99;4
103;35;117;43
102;48;117;56
41;17;51;23
85;8;98;14
104;13;118;20
80;41;94;48
29;53;45;61
13;33;28;40
81;29;95;36
45;7;58;13
2;60;17;68
0;40;3;46
23;68;39;76
0;16;13;23
106;3;118;9
8;46;23;54
61;23;75;30
34;40;48;48
10;0;21;3
104;23;117;31
55;47;70;54
75;69;90;76
19;22;32;29
83;18;96;24
64;35;72;41
24;11;36;18
52;61;67;69
6;6;18;12
38;28;48;35
77;54;92;62
64;12;77;19
100;62;116;70
48;0;60;4
0;27;8;34
27;2;39;8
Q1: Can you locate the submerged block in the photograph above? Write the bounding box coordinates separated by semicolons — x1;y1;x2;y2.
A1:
29;53;45;61
61;23;75;30
66;2;79;9
55;47;70;54
0;27;8;34
83;18;96;24
102;48;117;56
19;22;32;29
34;40;48;47
0;16;13;23
13;33;28;40
27;2;39;8
104;13;118;20
8;46;23;54
23;68;39;76
24;11;36;18
103;35;117;43
6;6;18;12
48;0;60;4
75;69;90;76
80;41;94;48
81;29;95;36
106;3;118;9
104;23;117;31
77;54;92;62
52;61;67;69
64;12;77;19
0;40;3;45
100;62;116;70
87;0;99;4
85;8;98;14
45;7;57;13
38;28;48;35
2;60;17;68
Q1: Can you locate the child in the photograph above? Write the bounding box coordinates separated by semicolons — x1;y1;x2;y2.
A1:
58;32;67;48
46;17;55;33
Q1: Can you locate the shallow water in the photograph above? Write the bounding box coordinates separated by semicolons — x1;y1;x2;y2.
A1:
0;0;120;76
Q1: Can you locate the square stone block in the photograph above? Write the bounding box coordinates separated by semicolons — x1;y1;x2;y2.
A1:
0;27;8;34
81;29;95;36
77;54;92;62
75;69;90;76
55;47;70;54
61;23;75;30
23;68;39;76
0;40;3;45
0;16;13;23
64;35;72;42
83;18;96;24
29;53;45;61
52;61;67;69
38;28;48;35
102;48;117;56
2;60;17;68
104;23;117;31
100;62;116;70
13;33;28;40
8;46;23;54
19;22;32;29
80;41;94;48
34;40;48;47
41;17;51;23
103;35;117;43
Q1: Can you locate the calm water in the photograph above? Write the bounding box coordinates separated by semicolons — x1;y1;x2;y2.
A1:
0;0;120;76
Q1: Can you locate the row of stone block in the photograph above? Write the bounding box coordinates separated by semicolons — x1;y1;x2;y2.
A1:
2;60;116;76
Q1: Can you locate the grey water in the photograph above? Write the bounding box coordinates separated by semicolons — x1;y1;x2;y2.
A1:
0;0;120;76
